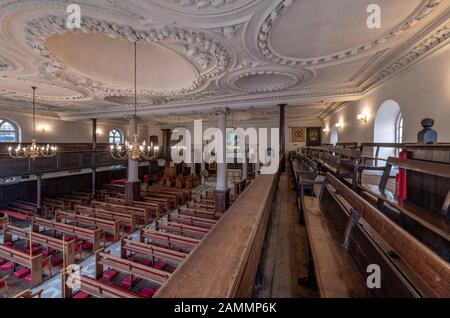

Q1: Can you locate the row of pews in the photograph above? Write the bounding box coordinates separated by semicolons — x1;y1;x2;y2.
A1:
290;143;450;297
62;188;224;298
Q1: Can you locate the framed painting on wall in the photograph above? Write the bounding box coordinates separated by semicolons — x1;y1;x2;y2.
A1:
291;127;306;142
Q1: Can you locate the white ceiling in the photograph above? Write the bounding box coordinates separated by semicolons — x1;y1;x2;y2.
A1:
0;0;448;126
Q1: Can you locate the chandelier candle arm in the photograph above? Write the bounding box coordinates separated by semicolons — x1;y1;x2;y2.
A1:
8;87;57;160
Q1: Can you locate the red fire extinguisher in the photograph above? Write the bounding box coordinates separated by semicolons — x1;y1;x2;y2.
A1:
396;150;407;200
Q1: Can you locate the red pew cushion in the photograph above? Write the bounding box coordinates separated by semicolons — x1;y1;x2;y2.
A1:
102;269;119;281
24;275;33;284
73;291;91;299
82;242;93;250
0;280;5;288
13;268;30;279
0;262;14;271
139;287;156;298
51;257;63;267
137;259;151;266
154;262;166;270
42;248;57;256
0;259;5;266
3;241;13;247
121;276;138;289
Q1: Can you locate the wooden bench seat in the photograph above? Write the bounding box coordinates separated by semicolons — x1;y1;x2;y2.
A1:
155;220;209;239
62;274;143;298
168;213;217;229
92;200;153;224
0;244;43;286
139;228;199;252
300;172;450;297
358;156;450;261
95;250;171;285
302;196;369;297
178;206;220;220
75;205;137;233
3;223;76;265
32;217;101;252
55;210;120;242
120;238;187;266
104;196;163;217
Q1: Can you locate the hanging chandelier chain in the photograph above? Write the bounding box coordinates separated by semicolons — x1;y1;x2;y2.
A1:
110;40;159;162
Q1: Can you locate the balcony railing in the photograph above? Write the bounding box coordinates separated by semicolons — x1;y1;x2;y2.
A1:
0;143;126;178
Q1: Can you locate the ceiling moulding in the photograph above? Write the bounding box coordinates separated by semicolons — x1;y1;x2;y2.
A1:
257;0;444;67
220;66;314;93
360;24;449;93
24;15;232;98
318;101;351;120
0;56;13;71
105;0;261;28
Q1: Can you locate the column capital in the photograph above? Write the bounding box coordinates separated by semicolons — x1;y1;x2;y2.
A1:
215;107;230;116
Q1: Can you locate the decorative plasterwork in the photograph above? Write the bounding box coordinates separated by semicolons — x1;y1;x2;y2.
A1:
362;24;449;91
104;95;167;106
257;0;444;66
222;66;313;93
0;56;13;72
24;15;231;98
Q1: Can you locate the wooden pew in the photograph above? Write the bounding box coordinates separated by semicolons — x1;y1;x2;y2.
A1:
139;228;199;252
155;220;208;240
178;206;220;220
55;210;120;242
92;200;152;225
0;209;33;221
0;215;7;231
305;146;361;189
75;205;137;234
120;238;187;267
62;273;142;298
32;217;101;252
7;201;39;215
0;244;43;287
3;223;76;266
291;153;319;197
186;201;215;211
102;183;125;194
168;213;216;229
300;172;450;297
147;185;192;201
95;250;171;285
104;196;162;217
13;289;43;298
358;156;450;260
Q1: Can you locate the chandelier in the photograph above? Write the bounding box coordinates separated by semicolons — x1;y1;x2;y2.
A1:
110;42;159;161
8;86;57;160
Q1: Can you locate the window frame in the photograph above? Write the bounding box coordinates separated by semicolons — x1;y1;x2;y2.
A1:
109;129;124;145
0;119;19;143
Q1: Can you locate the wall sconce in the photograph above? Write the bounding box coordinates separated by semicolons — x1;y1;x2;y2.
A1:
335;122;343;130
96;128;103;136
323;127;330;133
37;124;50;133
357;113;368;124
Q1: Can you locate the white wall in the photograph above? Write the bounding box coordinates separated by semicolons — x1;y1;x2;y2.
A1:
322;46;450;144
0;111;151;144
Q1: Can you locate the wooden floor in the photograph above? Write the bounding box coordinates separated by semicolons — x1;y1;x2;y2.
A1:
255;168;318;298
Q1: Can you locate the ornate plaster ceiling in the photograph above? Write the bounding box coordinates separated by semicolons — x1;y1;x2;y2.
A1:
0;0;448;123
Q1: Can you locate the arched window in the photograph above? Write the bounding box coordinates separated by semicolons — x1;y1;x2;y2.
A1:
330;126;339;145
0;119;18;142
374;100;402;164
109;129;123;144
396;114;403;143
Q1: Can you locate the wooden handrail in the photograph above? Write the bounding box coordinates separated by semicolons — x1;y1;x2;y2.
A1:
155;171;280;298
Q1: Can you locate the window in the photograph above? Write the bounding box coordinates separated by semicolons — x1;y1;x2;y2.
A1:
0;119;18;143
109;129;123;144
396;114;403;143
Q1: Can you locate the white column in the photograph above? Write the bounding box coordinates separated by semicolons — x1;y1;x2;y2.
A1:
190;144;195;175
242;150;248;180
216;110;227;191
127;118;139;182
